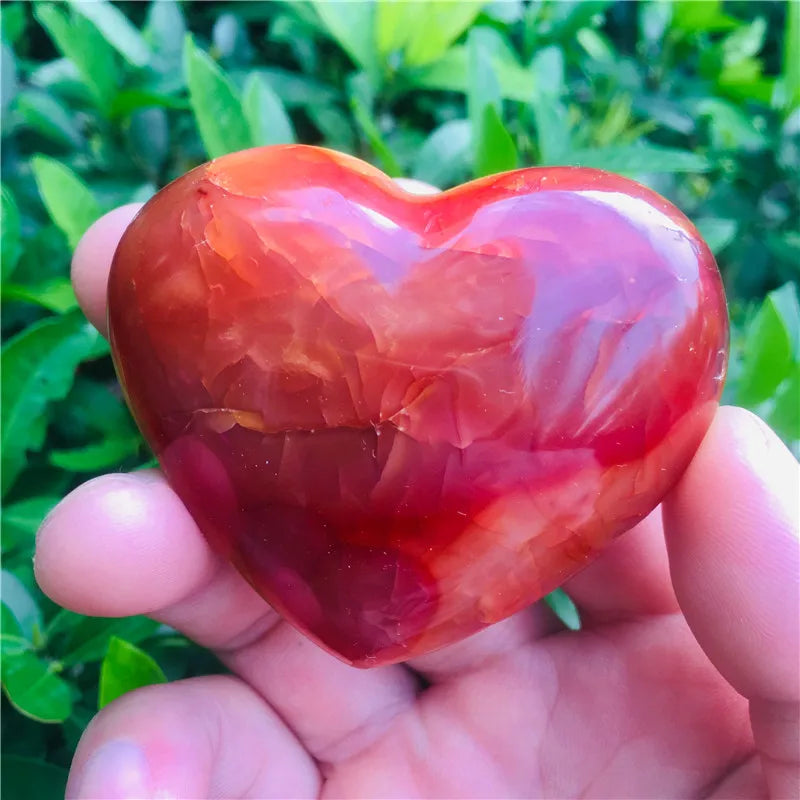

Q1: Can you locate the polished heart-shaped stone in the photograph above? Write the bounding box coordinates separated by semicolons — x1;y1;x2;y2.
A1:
108;145;728;667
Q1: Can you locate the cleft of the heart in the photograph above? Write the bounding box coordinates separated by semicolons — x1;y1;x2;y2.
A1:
108;145;728;667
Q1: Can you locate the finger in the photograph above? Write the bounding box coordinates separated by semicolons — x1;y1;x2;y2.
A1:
663;406;800;799
35;471;417;765
72;203;142;337
67;675;319;799
562;508;679;623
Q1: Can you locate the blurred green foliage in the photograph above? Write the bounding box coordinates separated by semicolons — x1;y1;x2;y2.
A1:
1;1;798;793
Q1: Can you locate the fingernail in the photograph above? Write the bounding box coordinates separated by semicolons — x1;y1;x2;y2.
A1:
71;740;152;799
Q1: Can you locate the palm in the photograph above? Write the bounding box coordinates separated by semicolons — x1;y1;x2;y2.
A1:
44;499;776;799
326;612;751;798
36;206;796;799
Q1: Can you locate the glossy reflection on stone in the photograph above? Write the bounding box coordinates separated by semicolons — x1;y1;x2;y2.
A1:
108;145;728;666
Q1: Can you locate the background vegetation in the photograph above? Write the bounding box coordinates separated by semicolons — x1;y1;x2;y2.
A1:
1;1;798;795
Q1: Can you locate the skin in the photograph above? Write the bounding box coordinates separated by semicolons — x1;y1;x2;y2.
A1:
35;189;799;799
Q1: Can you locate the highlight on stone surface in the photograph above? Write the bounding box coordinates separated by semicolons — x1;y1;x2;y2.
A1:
108;145;729;667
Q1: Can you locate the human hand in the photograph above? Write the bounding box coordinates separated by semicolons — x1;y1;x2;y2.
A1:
35;203;799;799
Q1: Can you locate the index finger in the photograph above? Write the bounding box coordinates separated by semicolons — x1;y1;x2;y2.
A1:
71;203;143;337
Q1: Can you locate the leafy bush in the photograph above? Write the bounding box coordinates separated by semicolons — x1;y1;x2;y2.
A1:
1;1;797;794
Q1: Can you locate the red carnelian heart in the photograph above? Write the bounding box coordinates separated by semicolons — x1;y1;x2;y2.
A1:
108;145;728;667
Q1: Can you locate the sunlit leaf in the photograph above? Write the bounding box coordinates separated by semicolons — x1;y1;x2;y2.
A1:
413;43;535;101
242;72;295;147
779;0;800;111
31;155;102;250
311;1;378;79
99;637;166;709
34;3;119;108
379;2;482;68
770;366;800;441
475;104;518;178
183;35;252;159
737;284;800;406
67;0;151;67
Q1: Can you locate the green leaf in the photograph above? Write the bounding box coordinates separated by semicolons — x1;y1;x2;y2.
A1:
1;312;105;496
780;0;800;111
1;571;42;641
183;35;252;159
720;17;766;67
475;104;518;178
50;434;141;472
406;3;481;67
2;278;78;313
31;155;102;250
99;637;167;709
544;588;581;631
349;74;402;176
68;0;151;67
1;4;27;46
576;27;616;63
13;88;83;148
414;44;535;101
306;104;356;151
311;0;378;79
692;97;768;151
144;0;186;68
639;0;672;45
245;67;340;109
1;496;59;552
467;28;501;129
377;1;482;67
108;89;190;118
34;3;119;108
1;756;68;800
413;119;472;188
671;0;738;32
51;613;160;667
1;650;73;723
242;72;295;147
696;218;738;255
737;284;800;407
374;0;412;57
1;41;18;115
1;183;22;280
467;27;505;175
1;602;29;658
530;46;570;163
565;144;711;174
770;366;800;441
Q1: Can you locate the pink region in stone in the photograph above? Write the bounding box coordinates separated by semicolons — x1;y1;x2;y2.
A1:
108;145;728;666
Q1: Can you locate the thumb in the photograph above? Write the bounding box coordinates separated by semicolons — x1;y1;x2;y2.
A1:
663;406;799;799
